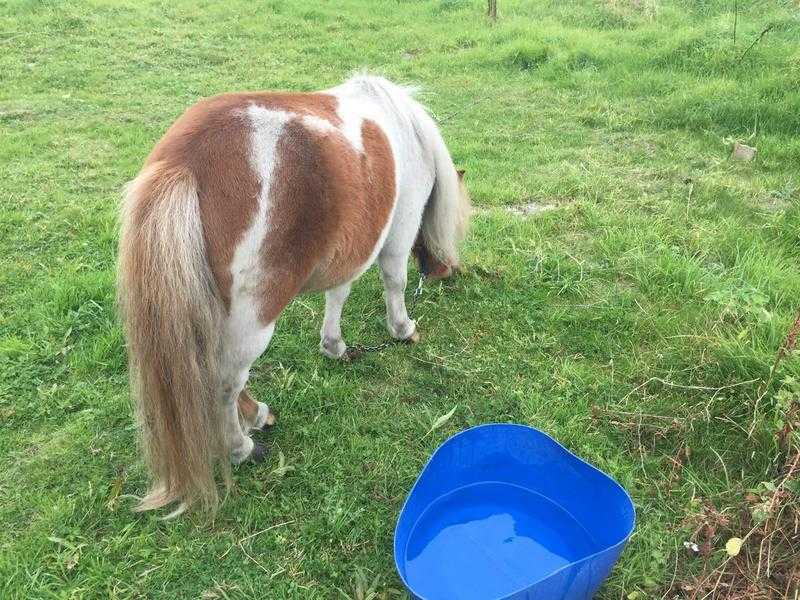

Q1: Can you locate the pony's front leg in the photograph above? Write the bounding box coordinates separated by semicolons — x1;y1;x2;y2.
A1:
379;252;420;342
320;282;352;359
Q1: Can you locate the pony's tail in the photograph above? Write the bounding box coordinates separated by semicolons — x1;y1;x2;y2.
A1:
416;109;471;270
117;163;228;517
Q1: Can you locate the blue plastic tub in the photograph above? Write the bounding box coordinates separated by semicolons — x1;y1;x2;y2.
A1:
394;424;635;600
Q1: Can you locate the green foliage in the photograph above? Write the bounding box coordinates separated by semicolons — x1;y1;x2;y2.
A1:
502;41;550;70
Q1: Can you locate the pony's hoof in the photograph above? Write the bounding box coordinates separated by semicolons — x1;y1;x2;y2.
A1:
261;409;277;431
404;328;421;344
391;320;419;343
252;402;277;432
320;337;347;360
250;442;268;463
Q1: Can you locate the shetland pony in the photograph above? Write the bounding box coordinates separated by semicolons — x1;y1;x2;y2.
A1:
117;74;470;515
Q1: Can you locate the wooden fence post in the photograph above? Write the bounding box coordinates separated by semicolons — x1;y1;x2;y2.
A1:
487;0;497;20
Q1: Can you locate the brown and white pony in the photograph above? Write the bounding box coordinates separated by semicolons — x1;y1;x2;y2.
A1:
117;74;470;516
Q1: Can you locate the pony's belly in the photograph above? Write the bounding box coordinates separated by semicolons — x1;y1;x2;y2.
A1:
300;245;380;293
300;272;354;294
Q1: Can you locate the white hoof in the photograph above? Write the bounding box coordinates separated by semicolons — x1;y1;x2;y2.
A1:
320;336;347;359
389;319;418;342
253;402;276;430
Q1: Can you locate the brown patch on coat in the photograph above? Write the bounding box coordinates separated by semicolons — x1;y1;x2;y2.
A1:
142;92;341;309
256;118;396;324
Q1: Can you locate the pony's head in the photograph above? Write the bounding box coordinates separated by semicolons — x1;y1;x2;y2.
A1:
413;168;471;280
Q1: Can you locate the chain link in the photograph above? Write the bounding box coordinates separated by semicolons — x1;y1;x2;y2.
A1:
345;274;426;358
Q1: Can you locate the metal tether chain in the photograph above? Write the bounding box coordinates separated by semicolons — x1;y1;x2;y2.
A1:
347;274;426;358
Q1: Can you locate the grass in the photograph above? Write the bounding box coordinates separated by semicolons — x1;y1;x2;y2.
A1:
1;0;799;597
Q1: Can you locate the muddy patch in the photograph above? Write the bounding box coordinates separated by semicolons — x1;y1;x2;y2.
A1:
475;202;557;218
505;202;556;216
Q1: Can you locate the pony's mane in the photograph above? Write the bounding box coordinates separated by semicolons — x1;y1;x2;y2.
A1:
342;73;426;145
344;71;420;102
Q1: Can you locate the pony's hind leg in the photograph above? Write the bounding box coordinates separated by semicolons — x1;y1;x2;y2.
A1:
319;282;352;359
222;322;276;464
378;252;419;342
237;388;276;432
223;384;259;464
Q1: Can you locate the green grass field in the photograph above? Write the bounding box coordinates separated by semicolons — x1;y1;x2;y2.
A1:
2;0;799;597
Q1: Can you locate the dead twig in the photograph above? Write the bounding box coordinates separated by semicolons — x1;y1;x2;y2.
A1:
687;450;799;599
739;23;775;62
436;94;491;124
238;541;272;575
621;377;759;403
218;519;295;559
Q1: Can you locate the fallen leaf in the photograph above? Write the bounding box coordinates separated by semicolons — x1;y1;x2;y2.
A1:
270;451;294;478
725;537;743;557
425;405;457;437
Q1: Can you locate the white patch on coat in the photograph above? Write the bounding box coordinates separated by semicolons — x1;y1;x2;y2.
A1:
301;114;337;136
224;106;290;374
328;91;366;153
